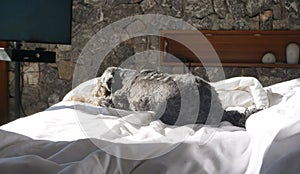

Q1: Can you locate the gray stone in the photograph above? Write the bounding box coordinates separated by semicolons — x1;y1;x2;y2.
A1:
170;0;184;13
233;18;250;30
133;52;160;71
262;0;273;10
98;51;121;76
48;62;58;69
39;64;58;84
284;0;298;12
58;60;76;81
84;0;106;6
65;48;82;63
187;17;213;30
205;67;226;82
8;71;15;85
161;0;170;7
9;98;15;120
72;28;94;56
53;80;72;99
109;4;141;22
87;8;104;25
209;14;222;30
289;14;300;30
48;93;60;106
224;67;243;79
166;0;184;18
260;10;273;29
185;0;214;19
125;19;146;36
287;68;300;77
259;68;287;78
241;68;258;77
21;86;48;116
291;1;299;12
134;43;148;53
140;0;157;12
226;0;246;18
273;3;282;20
57;45;72;52
246;0;261;17
219;14;234;29
148;36;159;50
73;3;93;23
249;15;260;30
213;0;228;18
260;76;284;87
115;45;135;60
108;0;143;5
233;15;259;30
22;63;40;86
9;72;15;98
273;18;290;29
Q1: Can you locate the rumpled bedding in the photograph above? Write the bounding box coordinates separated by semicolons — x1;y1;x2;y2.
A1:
211;77;269;111
1;77;300;174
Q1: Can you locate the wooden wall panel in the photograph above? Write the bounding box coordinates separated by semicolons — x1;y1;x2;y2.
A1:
160;30;300;67
0;41;9;125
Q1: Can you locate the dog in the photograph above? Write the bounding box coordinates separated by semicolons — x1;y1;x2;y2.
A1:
71;67;253;127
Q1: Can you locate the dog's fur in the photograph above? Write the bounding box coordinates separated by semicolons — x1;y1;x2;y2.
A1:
71;67;253;127
68;81;112;107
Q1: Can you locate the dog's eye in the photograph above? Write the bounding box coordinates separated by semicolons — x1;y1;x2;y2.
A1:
106;78;112;91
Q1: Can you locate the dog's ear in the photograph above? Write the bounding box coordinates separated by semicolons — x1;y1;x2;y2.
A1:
99;67;118;92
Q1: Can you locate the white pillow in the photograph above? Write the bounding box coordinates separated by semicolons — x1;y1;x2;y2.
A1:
211;77;269;110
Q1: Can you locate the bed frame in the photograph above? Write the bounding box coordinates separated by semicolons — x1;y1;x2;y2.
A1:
160;30;300;68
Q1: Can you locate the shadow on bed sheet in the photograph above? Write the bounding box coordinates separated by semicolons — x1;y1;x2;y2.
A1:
47;103;139;117
0;129;231;174
260;121;300;174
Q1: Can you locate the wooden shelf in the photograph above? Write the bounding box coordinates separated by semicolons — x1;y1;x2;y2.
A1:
160;30;300;68
161;62;300;68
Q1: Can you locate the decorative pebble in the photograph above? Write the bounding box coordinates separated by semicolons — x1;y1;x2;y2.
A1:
262;53;276;64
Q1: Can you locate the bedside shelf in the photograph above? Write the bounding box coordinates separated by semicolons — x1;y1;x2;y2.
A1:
161;62;300;68
160;30;300;68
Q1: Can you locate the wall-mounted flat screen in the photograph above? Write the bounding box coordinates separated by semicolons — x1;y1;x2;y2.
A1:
0;0;72;44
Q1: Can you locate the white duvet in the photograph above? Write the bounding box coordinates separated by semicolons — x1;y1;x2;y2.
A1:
1;77;300;174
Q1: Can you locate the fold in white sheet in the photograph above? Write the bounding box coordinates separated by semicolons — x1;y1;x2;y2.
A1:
211;77;269;110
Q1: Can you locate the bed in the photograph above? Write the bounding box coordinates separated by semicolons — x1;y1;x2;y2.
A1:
0;72;300;174
1;30;300;174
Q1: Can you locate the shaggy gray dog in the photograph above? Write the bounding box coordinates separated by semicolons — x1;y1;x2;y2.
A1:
101;67;248;127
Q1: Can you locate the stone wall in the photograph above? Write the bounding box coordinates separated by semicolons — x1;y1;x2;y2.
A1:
8;0;300;118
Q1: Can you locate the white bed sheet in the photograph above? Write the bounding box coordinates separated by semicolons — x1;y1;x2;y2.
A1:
1;77;300;174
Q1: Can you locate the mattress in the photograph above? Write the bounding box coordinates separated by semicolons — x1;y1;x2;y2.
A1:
1;77;300;174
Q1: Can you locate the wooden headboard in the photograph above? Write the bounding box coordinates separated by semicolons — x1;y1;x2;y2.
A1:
160;30;300;68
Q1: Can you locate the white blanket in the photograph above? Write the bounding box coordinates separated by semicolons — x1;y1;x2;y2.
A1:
211;77;269;111
1;77;300;174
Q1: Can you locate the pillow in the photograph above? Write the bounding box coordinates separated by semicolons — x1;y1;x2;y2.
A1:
210;77;269;110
